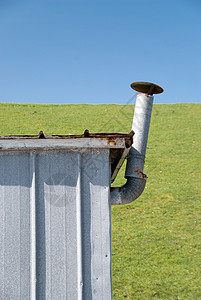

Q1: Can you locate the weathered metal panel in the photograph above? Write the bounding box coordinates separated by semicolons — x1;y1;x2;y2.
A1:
0;137;130;151
81;149;112;299
35;150;83;299
0;148;112;299
0;152;32;299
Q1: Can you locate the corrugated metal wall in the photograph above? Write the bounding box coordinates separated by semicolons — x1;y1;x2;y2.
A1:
0;149;112;299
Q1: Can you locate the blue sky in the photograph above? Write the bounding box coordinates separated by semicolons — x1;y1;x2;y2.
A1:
0;0;201;104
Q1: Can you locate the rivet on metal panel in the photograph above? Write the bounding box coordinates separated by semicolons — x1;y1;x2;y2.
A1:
38;131;46;139
83;129;90;137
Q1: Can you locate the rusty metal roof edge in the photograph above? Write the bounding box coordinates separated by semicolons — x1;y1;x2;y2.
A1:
0;129;134;140
0;130;134;149
0;132;134;152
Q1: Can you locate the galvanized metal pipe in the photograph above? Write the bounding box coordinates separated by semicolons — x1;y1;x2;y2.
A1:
126;93;153;177
110;93;154;205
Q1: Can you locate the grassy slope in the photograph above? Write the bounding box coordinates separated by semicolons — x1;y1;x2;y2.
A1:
0;103;201;299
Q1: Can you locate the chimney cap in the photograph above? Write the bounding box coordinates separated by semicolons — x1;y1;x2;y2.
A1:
130;81;164;95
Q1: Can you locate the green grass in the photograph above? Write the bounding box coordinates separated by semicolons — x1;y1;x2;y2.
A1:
0;102;201;299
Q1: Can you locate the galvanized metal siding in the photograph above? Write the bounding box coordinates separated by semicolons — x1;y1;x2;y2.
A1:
81;150;112;299
35;150;82;299
0;149;112;300
0;152;32;299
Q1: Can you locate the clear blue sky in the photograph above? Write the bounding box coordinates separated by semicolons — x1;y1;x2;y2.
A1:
0;0;201;104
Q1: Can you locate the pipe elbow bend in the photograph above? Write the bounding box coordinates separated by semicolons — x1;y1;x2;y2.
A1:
110;177;146;205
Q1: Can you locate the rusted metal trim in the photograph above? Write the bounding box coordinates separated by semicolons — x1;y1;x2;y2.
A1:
0;130;134;149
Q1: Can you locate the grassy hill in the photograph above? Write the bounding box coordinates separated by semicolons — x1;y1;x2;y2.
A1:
0;102;201;299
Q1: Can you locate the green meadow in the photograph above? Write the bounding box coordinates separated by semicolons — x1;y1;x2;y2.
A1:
0;103;200;299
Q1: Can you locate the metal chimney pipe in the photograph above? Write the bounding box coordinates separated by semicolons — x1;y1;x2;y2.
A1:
110;81;163;205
